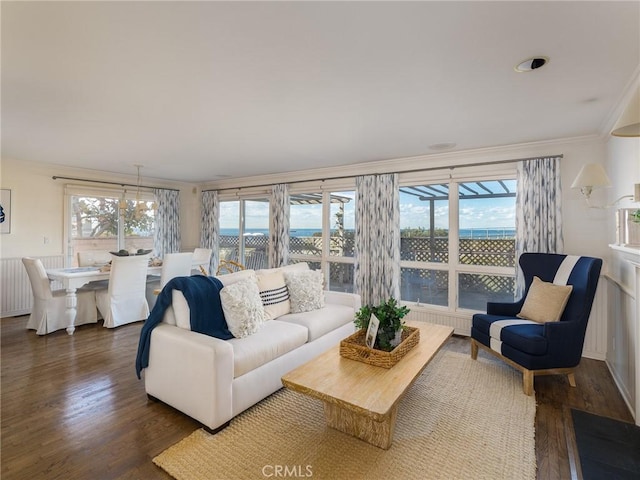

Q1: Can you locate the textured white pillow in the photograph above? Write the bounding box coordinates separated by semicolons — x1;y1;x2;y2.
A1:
220;278;265;338
284;270;325;314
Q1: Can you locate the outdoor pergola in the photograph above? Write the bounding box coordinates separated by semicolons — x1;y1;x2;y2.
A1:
399;181;517;262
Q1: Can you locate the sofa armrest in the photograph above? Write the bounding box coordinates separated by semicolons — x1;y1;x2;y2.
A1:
144;323;234;430
323;290;362;310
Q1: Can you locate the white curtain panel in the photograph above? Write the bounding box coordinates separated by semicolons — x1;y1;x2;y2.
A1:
153;189;181;257
354;173;400;306
201;190;219;274
269;184;290;268
515;156;564;296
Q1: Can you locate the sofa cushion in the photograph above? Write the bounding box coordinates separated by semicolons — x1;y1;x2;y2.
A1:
217;269;257;287
284;270;324;313
172;289;190;330
277;303;354;342
220;278;265;338
255;262;309;277
228;320;308;378
256;270;290;320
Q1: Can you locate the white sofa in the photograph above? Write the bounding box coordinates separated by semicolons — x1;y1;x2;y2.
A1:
143;263;361;432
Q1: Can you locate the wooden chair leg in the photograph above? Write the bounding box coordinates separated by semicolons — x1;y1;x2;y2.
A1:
522;369;534;396
567;372;576;387
471;339;478;360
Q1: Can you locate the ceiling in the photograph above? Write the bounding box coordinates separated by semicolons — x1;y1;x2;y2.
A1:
2;1;639;184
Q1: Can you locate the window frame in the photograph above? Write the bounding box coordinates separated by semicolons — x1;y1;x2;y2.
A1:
63;184;156;267
287;185;356;292
398;165;517;313
218;195;271;270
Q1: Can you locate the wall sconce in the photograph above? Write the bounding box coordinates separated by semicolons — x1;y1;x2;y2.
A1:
611;122;640;137
571;163;639;208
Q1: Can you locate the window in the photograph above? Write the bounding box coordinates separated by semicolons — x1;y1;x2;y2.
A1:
290;195;323;258
457;179;516;310
399;183;449;306
327;191;355;292
219;198;270;270
399;175;516;311
288;190;355;292
67;188;155;266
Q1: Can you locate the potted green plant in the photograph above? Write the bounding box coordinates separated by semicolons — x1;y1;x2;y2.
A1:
354;297;410;351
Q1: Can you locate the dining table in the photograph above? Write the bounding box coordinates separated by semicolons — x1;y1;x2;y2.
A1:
46;265;162;335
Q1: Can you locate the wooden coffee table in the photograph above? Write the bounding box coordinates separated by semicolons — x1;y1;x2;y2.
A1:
281;321;453;449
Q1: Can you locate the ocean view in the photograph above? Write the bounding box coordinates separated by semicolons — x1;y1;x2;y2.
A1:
220;228;516;239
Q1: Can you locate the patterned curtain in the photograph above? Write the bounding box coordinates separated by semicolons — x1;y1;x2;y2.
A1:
153;189;181;257
269;184;290;268
201;190;219;274
354;173;400;306
515;156;564;295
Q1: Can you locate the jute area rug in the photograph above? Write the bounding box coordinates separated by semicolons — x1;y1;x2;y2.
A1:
154;350;536;480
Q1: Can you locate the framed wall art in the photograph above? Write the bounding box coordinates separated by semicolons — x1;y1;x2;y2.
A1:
0;189;10;234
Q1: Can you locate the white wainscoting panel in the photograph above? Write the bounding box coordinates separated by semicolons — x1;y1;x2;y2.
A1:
405;308;472;336
582;278;607;361
0;256;64;318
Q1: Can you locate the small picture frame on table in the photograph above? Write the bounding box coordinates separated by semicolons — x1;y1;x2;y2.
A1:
365;313;380;349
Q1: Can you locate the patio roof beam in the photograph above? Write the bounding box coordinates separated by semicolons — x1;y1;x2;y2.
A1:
497;180;510;193
475;182;494;195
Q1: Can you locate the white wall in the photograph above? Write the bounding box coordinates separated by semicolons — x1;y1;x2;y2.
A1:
604;126;640;423
0;158;202;260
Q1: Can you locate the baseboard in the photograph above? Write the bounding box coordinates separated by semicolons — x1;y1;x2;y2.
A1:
605;358;636;423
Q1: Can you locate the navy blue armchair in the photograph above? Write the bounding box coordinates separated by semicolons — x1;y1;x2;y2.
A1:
471;252;602;395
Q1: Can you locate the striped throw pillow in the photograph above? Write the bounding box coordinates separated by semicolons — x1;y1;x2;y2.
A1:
256;271;290;320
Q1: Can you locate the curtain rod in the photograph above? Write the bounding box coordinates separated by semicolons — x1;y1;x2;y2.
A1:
203;154;563;192
52;175;180;192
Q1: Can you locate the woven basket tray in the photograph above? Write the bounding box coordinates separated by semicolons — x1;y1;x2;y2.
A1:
339;326;420;368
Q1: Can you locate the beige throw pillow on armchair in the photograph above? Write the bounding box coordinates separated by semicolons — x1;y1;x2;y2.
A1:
517;276;573;323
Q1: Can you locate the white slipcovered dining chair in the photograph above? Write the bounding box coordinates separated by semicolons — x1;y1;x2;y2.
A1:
146;252;193;310
192;247;213;275
22;257;98;335
96;254;150;328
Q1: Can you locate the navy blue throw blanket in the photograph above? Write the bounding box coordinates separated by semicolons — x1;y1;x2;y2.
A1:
135;275;233;379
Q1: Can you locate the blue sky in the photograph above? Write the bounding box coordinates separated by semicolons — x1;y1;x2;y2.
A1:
220;182;516;231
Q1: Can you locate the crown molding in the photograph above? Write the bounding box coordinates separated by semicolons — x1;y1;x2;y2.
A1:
600;66;640;136
202;134;605;191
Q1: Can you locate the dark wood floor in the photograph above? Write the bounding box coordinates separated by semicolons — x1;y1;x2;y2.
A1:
1;315;634;480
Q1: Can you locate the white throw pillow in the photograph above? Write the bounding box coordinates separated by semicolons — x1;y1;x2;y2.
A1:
284;270;325;314
256;271;291;320
220;278;265;338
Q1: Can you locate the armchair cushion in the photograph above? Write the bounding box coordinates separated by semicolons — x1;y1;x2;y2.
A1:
517;276;573;323
472;315;547;355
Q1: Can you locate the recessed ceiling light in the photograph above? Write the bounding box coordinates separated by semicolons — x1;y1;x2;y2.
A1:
514;56;549;73
429;142;457;151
